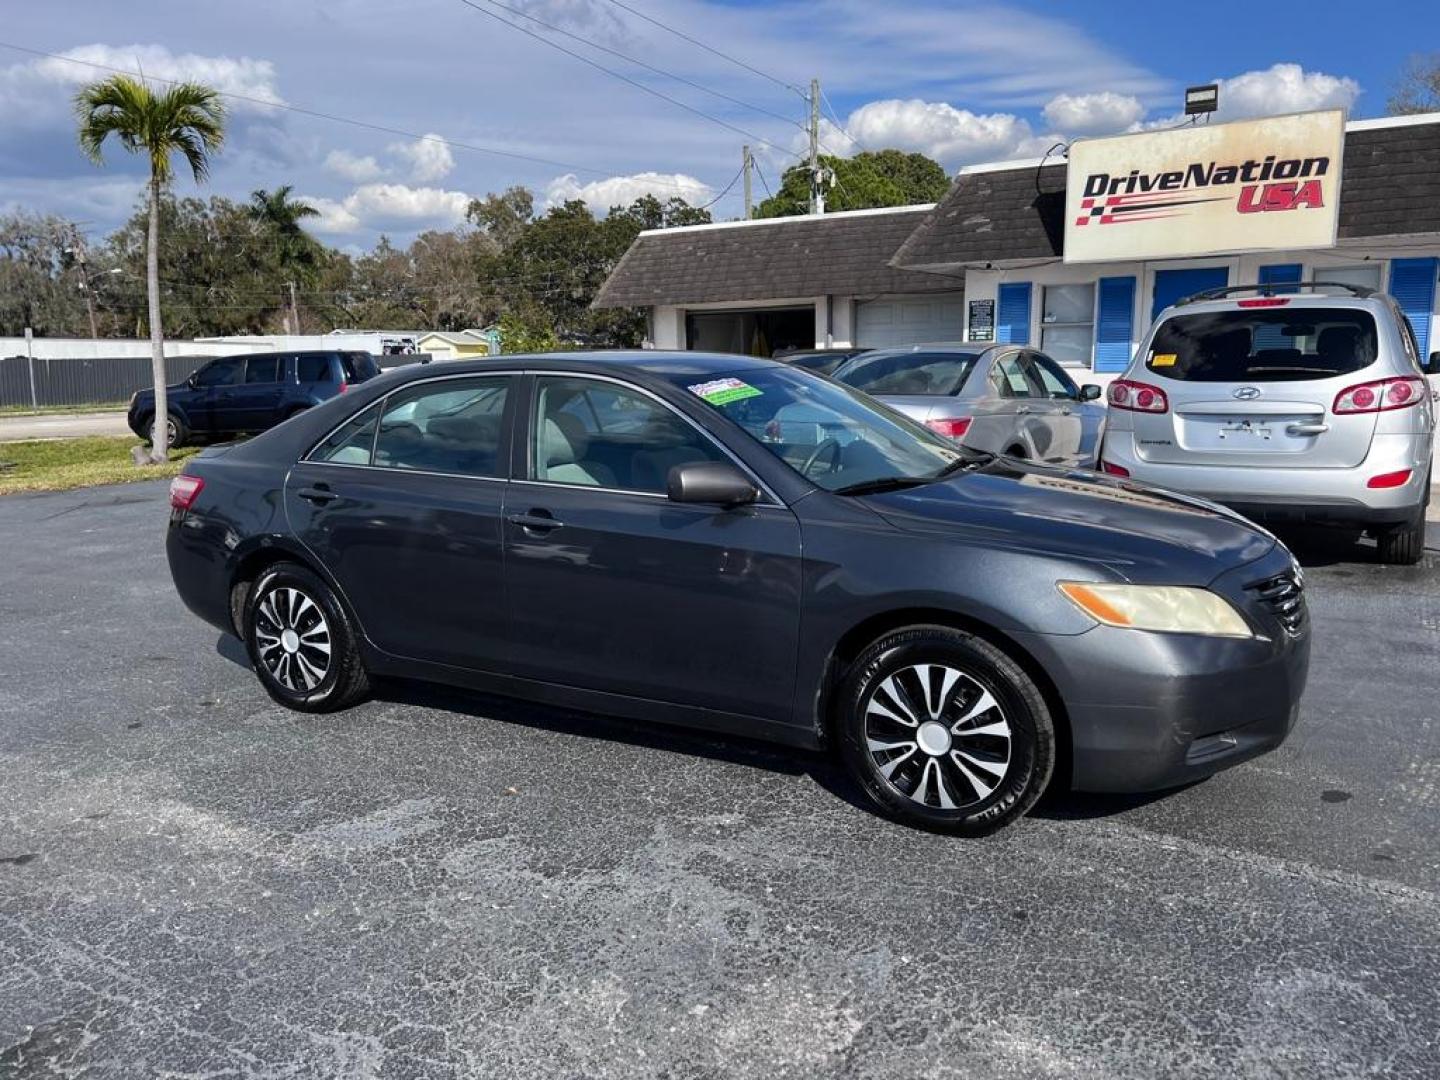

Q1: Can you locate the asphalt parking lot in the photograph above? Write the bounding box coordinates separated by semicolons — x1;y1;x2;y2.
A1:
2;481;1438;1079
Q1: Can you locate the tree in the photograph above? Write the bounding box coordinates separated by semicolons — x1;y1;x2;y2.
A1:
76;75;224;462
0;213;92;336
1389;54;1440;115
246;186;323;313
755;150;951;219
467;186;534;249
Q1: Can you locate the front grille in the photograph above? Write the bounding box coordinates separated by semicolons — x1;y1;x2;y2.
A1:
1247;568;1306;635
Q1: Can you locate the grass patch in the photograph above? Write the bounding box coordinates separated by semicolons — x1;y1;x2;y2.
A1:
0;402;127;416
0;436;201;495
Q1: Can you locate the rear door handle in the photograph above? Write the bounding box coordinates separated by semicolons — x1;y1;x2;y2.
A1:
1015;405;1032;415
297;484;336;504
1285;422;1329;436
508;511;564;532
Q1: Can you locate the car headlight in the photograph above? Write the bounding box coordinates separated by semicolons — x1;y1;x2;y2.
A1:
1057;582;1252;638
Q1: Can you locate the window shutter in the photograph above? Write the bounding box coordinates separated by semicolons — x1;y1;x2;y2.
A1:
1389;258;1438;358
996;283;1032;345
1258;263;1303;294
1094;277;1136;373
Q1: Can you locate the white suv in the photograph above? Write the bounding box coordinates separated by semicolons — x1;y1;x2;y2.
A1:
1099;282;1437;564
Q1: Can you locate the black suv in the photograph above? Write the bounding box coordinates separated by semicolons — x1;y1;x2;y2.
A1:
128;350;380;447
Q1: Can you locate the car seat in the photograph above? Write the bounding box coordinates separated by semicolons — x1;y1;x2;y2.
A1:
1315;326;1369;374
537;413;615;487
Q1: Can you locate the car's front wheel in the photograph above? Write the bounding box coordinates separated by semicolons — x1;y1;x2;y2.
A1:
835;626;1055;835
243;562;370;712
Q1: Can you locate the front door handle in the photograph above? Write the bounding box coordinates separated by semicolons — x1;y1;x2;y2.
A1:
1285;422;1329;436
297;484;336;505
1015;405;1032;415
508;511;564;532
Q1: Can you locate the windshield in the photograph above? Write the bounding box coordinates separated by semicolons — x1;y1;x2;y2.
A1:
1146;308;1379;382
833;350;980;396
673;366;971;494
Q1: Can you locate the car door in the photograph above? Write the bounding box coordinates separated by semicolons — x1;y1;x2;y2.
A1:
1024;350;1089;462
187;356;244;433
285;372;517;669
965;350;1035;456
502;372;804;723
230;354;287;431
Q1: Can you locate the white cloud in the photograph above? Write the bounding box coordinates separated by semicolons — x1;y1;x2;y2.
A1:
1213;63;1360;119
840;99;1037;167
1134;64;1362;131
303;183;472;235
391;134;455;183
324;149;384;183
25;43;282;110
544;172;712;214
1042;91;1145;136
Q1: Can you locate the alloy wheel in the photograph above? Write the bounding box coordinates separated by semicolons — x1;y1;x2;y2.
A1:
253;586;333;692
863;663;1012;810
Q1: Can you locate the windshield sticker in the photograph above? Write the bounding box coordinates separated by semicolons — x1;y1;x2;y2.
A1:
1151;352;1178;367
687;378;763;406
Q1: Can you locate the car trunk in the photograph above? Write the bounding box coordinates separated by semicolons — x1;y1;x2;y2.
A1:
1133;304;1382;470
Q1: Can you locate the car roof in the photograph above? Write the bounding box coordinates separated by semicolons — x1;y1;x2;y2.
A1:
854;343;992;357
1157;292;1394;319
367;350;785;391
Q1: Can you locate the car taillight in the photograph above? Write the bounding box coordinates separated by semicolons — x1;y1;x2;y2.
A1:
925;417;972;440
169;474;204;511
1333;376;1426;414
1367;469;1413;489
337;381;349;393
1108;379;1169;413
1100;460;1130;477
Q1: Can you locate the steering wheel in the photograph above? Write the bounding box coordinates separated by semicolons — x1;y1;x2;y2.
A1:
800;437;843;478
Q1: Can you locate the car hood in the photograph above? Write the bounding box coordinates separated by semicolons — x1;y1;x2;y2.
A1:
859;457;1277;585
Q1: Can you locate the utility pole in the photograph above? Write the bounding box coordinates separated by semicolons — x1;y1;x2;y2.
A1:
742;145;753;218
808;78;821;215
68;227;99;339
286;281;300;337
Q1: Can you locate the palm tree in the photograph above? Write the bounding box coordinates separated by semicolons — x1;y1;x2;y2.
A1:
247;186;321;331
76;75;224;462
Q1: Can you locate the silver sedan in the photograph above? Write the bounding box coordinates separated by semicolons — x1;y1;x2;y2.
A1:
832;344;1106;465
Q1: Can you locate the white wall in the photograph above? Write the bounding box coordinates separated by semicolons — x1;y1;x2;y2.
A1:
1;331;424;362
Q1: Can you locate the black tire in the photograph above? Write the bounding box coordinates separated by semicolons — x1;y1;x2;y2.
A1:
243;562;370;713
834;626;1055;835
1376;504;1427;566
141;411;187;449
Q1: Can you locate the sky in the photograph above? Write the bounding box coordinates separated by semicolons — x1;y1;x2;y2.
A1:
0;0;1433;249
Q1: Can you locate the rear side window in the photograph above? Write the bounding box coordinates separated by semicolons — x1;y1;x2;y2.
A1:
296;354;333;383
373;377;510;477
244;355;281;384
1146;308;1379;382
310;403;380;465
835;351;979;396
342;352;379;382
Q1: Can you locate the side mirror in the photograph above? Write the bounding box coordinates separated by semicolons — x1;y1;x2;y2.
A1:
667;462;758;507
1426;352;1440;376
1079;384;1102;402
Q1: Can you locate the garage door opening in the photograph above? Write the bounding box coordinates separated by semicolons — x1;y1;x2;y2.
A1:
686;307;814;356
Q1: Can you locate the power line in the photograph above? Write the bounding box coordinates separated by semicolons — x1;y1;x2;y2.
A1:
695;162;747;212
0;38;712;195
600;0;802;97
471;0;801;131
819;85;867;154
455;0;793;157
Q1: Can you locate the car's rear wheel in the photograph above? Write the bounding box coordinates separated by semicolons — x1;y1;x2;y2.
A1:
1376;501;1428;566
244;563;370;712
834;626;1054;835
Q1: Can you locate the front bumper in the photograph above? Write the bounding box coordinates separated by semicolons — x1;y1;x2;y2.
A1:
1101;431;1429;527
1012;550;1310;793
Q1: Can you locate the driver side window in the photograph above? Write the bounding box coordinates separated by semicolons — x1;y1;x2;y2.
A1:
531;376;725;493
194;358;242;388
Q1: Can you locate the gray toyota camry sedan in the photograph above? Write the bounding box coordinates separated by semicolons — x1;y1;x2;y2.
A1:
167;351;1310;834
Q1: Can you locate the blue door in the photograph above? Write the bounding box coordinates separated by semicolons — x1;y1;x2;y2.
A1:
1152;267;1229;321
